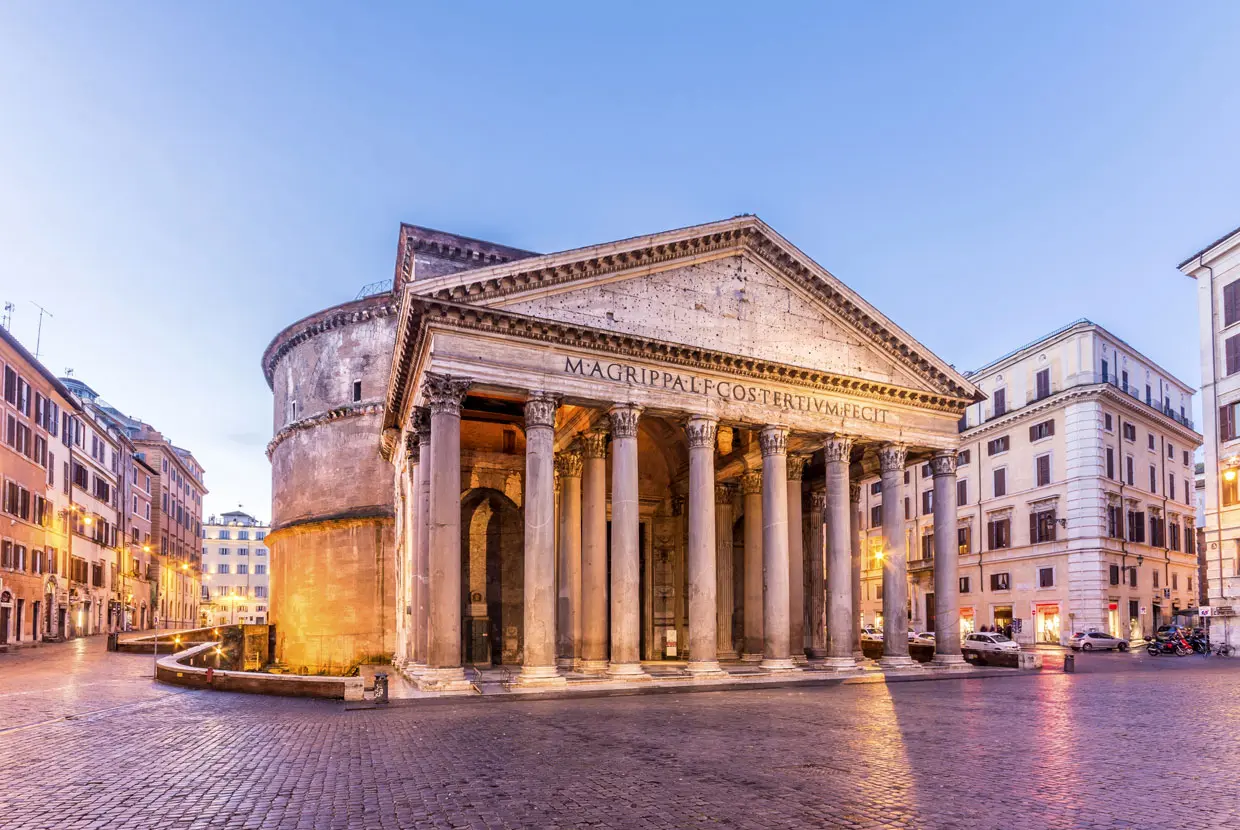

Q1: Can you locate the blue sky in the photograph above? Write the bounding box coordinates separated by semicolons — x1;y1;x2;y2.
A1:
2;2;1238;517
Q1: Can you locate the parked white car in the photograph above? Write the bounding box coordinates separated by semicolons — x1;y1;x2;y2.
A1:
860;626;883;642
962;632;1020;654
910;631;935;646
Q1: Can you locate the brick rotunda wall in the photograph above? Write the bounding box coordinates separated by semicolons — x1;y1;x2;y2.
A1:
262;294;401;674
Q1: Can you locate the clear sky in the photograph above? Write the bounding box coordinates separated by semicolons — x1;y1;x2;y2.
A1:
2;2;1238;518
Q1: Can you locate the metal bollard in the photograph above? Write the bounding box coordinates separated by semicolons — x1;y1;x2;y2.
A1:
373;672;389;704
1063;654;1075;673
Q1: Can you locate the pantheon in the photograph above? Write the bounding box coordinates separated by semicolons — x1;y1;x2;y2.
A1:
262;215;982;689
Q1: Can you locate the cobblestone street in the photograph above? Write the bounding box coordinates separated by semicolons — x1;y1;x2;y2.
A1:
2;638;1238;829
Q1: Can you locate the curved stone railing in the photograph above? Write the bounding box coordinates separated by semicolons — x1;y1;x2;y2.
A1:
156;643;364;701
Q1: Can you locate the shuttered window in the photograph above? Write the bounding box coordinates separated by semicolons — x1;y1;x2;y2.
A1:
1036;454;1052;487
1227;334;1240;376
993;467;1007;497
1221;403;1238;442
1225;280;1240;327
1035;369;1050;400
1029;420;1055;441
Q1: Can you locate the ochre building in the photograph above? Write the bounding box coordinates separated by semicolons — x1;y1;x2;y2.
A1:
266;216;983;682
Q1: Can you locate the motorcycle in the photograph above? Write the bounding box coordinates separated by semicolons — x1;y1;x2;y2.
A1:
1188;632;1211;655
1145;635;1190;656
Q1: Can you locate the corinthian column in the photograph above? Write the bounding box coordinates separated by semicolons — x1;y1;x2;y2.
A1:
685;417;725;675
421;374;472;690
516;393;565;688
715;483;737;659
740;470;764;661
850;480;865;662
759;426;797;672
931;450;965;667
824;434;856;669
556;449;583;669
787;455;807;663
414;408;431;673
404;429;421;672
607;404;648;680
579;430;609;673
807;490;827;660
878;443;915;669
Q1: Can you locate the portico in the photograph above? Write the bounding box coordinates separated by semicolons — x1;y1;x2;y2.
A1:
381;216;981;690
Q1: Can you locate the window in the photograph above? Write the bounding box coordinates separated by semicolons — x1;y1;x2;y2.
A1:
1149;515;1165;548
238;530;249;541
237;548;248;556
957;449;971;466
1169;475;1176;501
904;497;909;520
1107;504;1122;538
957;479;968;506
1038;567;1054;588
1148;434;1155;451
957;526;971;555
254;564;266;575
1106;447;1115;480
870;505;882;528
1126;456;1134;486
1102;359;1109;382
1170;521;1181;552
1172;573;1179;591
1123;423;1136;442
1226;279;1240;326
921;490;933;515
987;517;1011;550
1149;465;1157;494
1225;473;1240;507
217;563;230;574
219;547;229;556
1036;454;1051;487
1227;334;1240;375
352;381;362;402
256;532;265;541
921;532;933;560
256;548;266;556
2;365;14;405
1153;570;1160;588
990;572;1011;591
237;563;249;575
993;467;1007;498
1128;567;1138;587
1029;419;1054;442
1109;564;1120;585
218;530;230;540
1030;509;1057;544
1104;412;1113;432
1035;369;1050;400
987;436;1009;456
993;388;1006;417
254;585;268;598
1127;510;1146;544
959;576;971;593
1167;443;1175;460
870;481;882;496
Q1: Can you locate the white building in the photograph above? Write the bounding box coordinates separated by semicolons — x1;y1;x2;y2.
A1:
857;319;1201;644
200;511;270;625
1181;225;1240;647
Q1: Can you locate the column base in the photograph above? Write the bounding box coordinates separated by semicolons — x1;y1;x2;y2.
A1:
806;647;828;660
512;666;568;689
606;662;651;681
930;654;968;669
556;656;576;670
403;661;427;677
876;655;920;670
792;652;810;665
417;667;474;692
717;648;740;660
577;658;610;675
685;660;728;677
740;652;763;663
820;656;858;671
759;657;800;673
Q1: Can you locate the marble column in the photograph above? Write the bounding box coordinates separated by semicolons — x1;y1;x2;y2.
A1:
786;455;807;663
878;443;914;668
579;430;609;673
515;393;565;688
740;470;764;661
714;482;738;659
850;480;865;662
931;450;965;666
685;417;725;675
404;431;421;671
422;375;472;690
807;490;827;660
823;435;855;669
413;409;431;673
759;427;796;672
555;449;583;669
607;404;648;680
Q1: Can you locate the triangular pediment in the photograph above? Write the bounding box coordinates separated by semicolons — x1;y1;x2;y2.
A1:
406;216;981;402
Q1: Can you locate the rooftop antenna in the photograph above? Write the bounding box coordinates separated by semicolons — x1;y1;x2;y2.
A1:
64;367;75;377
1;302;12;331
30;302;53;359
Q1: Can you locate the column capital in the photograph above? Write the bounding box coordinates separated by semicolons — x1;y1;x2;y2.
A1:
684;416;719;450
786;454;808;481
930;449;958;477
809;490;829;513
524;393;559;429
671;495;686;517
823;434;855;464
580;430;608;459
555;450;583;479
758;426;789;457
413;407;431;444
404;431;421;464
423;373;471;414
714;482;736;505
849;480;862;504
741;470;763;495
878;443;908;473
608;404;643;439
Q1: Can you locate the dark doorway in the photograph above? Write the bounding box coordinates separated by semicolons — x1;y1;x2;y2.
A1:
638;522;649;659
462;489;523;666
0;606;9;644
925;593;936;633
15;599;23;642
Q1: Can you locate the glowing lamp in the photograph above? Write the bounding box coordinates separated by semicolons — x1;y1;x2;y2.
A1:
83;516;93;525
1226;469;1238;483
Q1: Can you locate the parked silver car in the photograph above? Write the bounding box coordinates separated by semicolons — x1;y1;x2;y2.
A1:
1069;630;1129;652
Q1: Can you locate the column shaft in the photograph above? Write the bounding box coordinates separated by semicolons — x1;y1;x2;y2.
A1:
931;451;965;665
556;451;583;668
824;436;855;669
759;427;796;671
879;444;914;667
741;471;764;661
517;394;565;687
415;420;431;670
579;431;609;673
807;491;827;659
714;484;738;659
608;405;647;679
685;417;724;675
850;481;864;661
787;456;807;662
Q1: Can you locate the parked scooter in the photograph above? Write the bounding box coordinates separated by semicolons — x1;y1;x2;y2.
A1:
1188;631;1211;655
1145;634;1190;656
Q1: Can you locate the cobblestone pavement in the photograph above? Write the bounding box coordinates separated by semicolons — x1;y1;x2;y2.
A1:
2;638;1239;829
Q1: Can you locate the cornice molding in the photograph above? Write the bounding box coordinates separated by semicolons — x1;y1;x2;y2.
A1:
262;295;400;388
383;296;976;433
267;401;385;459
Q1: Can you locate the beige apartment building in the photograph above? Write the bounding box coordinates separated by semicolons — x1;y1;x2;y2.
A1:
200;511;271;626
1182;224;1240;648
857;320;1201;645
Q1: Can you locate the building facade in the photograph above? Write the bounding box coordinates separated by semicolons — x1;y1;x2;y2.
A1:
1182;225;1240;647
267;216;987;684
200;511;271;626
855;320;1201;644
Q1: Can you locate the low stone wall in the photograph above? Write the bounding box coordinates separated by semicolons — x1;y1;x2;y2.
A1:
860;641;936;662
156;643;364;701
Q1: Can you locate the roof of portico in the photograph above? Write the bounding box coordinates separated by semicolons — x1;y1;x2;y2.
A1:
385;216;983;434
